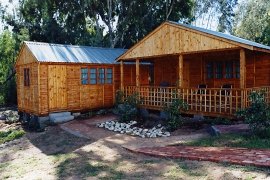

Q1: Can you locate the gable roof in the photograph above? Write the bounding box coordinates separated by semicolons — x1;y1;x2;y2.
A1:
117;21;270;61
24;41;127;64
169;21;270;51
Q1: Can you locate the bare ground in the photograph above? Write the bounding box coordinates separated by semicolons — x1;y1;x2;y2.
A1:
0;124;270;180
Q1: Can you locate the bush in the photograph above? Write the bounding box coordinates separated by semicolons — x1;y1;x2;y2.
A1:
0;129;25;144
237;91;270;138
114;92;141;123
163;97;188;131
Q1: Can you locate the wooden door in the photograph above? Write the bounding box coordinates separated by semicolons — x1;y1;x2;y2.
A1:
48;65;67;111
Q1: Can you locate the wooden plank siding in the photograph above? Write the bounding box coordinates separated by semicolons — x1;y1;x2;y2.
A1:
119;24;238;60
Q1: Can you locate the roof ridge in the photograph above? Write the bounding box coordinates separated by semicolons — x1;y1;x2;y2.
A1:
24;41;127;50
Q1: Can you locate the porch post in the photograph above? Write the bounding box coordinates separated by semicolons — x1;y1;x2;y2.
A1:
136;59;140;87
178;54;183;87
240;49;246;89
240;49;246;108
120;60;124;91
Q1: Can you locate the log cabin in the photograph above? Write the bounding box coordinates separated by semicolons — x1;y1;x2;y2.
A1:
16;21;270;120
15;41;151;120
117;21;270;118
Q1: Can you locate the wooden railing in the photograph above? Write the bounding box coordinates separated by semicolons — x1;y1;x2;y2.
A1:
123;86;270;117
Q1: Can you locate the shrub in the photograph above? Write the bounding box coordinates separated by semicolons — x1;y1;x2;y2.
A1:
163;97;188;131
0;129;25;144
114;92;141;123
237;91;270;137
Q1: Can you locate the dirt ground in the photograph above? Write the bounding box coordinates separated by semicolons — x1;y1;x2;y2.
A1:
0;123;270;180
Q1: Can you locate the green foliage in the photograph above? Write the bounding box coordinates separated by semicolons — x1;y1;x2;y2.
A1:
193;0;238;33
206;117;233;125
0;129;25;144
0;30;17;105
115;90;124;105
185;133;270;149
114;92;141;123
163;97;188;131
233;0;270;45
237;91;270;138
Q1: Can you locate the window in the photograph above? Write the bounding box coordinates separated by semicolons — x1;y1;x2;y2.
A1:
215;62;223;79
24;68;30;86
98;68;105;84
106;68;113;84
206;62;214;79
81;67;112;85
235;61;240;78
81;68;88;85
225;61;233;78
90;68;97;84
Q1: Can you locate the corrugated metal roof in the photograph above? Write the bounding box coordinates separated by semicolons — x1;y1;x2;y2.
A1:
168;21;270;51
25;41;127;64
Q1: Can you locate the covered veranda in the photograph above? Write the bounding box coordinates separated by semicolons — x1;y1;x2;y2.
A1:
117;21;270;118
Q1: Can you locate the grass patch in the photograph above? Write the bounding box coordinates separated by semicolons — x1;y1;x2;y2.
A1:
185;133;270;149
0;129;25;144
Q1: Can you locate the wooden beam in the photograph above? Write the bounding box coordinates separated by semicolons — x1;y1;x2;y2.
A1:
136;59;140;87
178;54;183;87
240;49;246;89
120;61;124;90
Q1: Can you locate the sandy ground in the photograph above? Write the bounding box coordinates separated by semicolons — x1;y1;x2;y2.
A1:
0;123;270;179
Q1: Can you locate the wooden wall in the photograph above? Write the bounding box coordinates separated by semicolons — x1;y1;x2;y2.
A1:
120;23;238;60
16;47;40;115
36;63;139;116
254;52;270;87
152;56;178;86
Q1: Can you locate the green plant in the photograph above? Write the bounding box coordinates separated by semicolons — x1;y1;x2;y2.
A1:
237;91;270;137
115;90;124;105
114;92;142;123
0;129;25;144
163;97;188;131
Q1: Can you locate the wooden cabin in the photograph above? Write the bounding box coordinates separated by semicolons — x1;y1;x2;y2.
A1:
117;21;270;118
15;41;151;117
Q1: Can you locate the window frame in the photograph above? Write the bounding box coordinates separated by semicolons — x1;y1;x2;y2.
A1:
90;68;97;85
24;68;30;86
98;68;105;84
81;68;89;85
106;68;113;84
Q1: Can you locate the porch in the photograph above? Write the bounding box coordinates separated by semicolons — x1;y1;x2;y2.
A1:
123;86;270;117
119;49;270;117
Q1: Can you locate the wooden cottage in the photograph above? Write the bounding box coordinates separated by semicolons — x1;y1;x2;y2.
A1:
117;21;270;118
15;41;151;117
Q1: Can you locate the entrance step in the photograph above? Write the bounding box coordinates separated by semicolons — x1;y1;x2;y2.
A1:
49;112;71;119
49;112;74;124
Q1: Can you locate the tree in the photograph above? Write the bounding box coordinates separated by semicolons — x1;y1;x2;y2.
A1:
233;0;270;45
193;0;238;32
5;0;104;46
0;31;16;105
86;0;194;48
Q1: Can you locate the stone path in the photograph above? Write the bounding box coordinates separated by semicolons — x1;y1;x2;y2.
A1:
61;115;270;168
128;146;270;168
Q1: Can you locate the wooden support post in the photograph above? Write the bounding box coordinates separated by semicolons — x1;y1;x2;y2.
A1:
120;60;124;91
136;59;140;87
178;54;183;87
240;49;246;108
240;49;246;89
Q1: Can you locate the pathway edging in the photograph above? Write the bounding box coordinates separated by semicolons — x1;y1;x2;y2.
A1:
126;146;270;168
